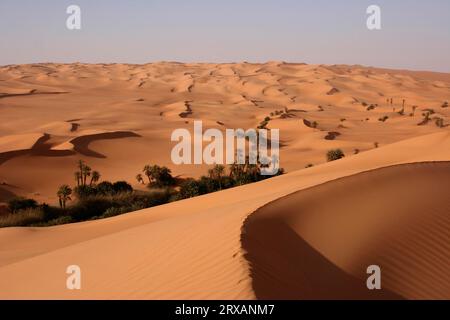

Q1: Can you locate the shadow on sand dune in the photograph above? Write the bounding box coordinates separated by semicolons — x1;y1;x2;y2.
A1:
242;162;450;300
0;134;75;165
241;216;402;300
0;131;141;164
71;131;141;158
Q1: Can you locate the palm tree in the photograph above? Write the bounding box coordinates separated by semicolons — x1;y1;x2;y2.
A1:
212;164;225;189
90;171;101;186
246;163;260;181
78;160;85;175
82;165;91;186
74;172;81;187
57;185;72;209
136;174;144;185
207;168;215;179
213;164;225;179
229;162;238;178
143;165;152;184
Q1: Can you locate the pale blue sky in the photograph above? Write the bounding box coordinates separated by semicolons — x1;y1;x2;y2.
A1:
1;0;449;71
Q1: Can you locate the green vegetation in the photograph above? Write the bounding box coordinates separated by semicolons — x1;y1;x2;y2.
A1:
1;159;284;228
142;165;176;188
326;149;345;162
7;197;38;213
57;185;72;209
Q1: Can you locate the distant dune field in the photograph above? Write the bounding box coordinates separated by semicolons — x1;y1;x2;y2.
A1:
0;62;449;203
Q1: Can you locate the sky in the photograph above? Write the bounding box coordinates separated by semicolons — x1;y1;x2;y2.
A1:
0;0;449;72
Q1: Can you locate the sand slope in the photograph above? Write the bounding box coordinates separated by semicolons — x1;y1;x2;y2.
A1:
243;162;450;299
0;131;449;299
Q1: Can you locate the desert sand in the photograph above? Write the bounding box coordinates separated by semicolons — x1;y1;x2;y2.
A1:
0;62;449;299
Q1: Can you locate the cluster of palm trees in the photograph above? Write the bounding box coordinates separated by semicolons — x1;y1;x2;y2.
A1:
176;160;281;200
137;165;175;188
75;160;101;187
56;160;101;209
57;185;72;209
55;158;283;211
228;160;266;185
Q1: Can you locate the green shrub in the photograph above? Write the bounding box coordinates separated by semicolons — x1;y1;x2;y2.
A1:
74;185;98;199
67;189;171;222
326;149;345;162
31;215;73;227
0;208;45;228
112;181;133;193
97;181;115;195
7;197;38;213
178;179;203;199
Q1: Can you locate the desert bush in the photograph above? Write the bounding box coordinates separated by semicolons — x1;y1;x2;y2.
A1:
97;181;115;195
74;185;98;199
31;215;73;227
69;197;113;221
178;179;202;199
7;197;38;213
112;181;133;193
378;115;389;122
435;117;445;128
0;208;45;228
326;149;345;162
68;189;170;221
442;101;449;108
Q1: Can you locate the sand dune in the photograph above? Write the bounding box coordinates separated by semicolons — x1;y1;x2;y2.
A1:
0;131;449;299
243;162;450;299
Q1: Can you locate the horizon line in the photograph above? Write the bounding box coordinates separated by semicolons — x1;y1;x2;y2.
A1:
2;60;449;74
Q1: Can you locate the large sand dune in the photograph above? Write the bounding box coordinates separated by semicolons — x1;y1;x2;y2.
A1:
0;131;449;299
243;161;450;300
